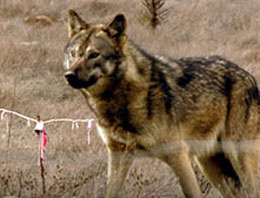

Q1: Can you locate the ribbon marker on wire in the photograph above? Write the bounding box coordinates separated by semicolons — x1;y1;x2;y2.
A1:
0;108;95;144
1;111;5;120
5;114;9;133
27;120;31;127
87;119;95;145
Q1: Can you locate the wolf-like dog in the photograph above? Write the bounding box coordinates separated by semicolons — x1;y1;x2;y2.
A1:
64;10;260;198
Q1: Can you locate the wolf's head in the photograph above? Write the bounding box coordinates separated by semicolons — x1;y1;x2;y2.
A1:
64;10;127;90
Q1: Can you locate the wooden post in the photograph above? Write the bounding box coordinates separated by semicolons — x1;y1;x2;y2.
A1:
40;149;46;194
39;130;46;194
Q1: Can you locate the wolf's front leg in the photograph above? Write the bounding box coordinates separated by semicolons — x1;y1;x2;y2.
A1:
106;142;133;198
161;152;202;198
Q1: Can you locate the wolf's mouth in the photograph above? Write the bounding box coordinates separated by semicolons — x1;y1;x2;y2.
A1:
65;71;98;89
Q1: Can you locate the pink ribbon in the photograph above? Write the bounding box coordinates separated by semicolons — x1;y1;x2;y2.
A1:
38;130;47;165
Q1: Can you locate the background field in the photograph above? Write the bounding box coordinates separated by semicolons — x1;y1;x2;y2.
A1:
0;0;260;197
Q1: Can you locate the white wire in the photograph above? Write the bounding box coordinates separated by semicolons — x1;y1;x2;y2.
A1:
0;108;95;126
0;108;37;122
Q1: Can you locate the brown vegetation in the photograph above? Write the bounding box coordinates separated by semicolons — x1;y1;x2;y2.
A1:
0;0;260;197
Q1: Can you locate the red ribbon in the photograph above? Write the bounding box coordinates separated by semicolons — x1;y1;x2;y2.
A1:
38;130;47;165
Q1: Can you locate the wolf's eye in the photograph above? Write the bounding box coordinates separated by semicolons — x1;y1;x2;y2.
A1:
88;52;100;59
70;50;76;58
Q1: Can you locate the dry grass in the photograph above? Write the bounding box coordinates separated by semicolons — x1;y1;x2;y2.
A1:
1;0;260;197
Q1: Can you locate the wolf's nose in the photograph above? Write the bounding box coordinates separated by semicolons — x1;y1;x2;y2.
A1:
65;71;78;86
65;71;76;79
64;71;83;89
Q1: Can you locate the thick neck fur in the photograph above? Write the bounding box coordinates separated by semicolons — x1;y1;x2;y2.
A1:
82;40;161;132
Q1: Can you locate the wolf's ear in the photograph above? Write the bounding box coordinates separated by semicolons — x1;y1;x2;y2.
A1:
107;14;127;40
68;10;89;38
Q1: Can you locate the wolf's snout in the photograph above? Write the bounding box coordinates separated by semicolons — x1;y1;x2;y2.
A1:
65;71;76;80
65;71;77;84
65;71;83;89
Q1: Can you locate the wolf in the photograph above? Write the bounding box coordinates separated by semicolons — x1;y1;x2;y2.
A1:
64;10;260;198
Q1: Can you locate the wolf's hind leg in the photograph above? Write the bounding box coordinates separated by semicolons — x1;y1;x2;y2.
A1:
197;153;243;198
228;150;260;198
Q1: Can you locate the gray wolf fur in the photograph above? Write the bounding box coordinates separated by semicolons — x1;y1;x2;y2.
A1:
64;10;260;198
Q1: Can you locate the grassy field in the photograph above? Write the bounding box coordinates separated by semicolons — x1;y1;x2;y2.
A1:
0;0;260;197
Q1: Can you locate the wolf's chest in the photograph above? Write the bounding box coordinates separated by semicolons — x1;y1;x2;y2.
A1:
95;117;175;149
